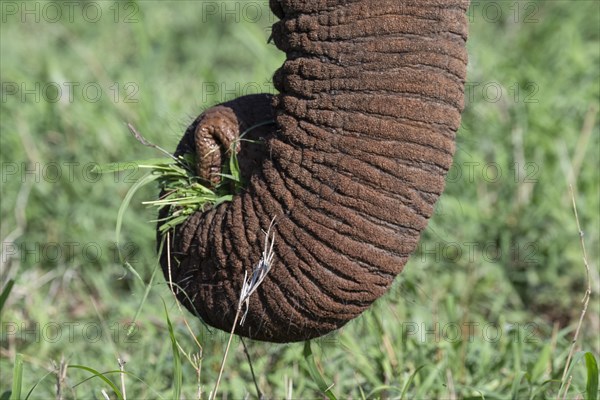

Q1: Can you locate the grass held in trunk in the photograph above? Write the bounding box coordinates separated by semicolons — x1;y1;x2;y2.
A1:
102;123;255;238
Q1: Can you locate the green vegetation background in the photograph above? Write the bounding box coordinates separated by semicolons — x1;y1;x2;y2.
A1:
1;1;598;398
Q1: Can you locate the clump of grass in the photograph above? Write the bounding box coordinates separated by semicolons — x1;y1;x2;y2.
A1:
126;123;246;233
104;121;273;238
141;150;241;233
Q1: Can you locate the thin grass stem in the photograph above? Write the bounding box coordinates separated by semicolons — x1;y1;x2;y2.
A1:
559;184;593;399
211;216;277;399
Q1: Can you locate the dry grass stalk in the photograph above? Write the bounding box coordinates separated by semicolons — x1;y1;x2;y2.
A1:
54;356;68;400
211;217;277;400
559;184;592;399
118;358;127;400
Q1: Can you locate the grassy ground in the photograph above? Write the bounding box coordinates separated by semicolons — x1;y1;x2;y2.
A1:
1;1;598;398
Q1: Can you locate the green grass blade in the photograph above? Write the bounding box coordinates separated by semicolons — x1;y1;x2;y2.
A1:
158;215;192;233
127;261;158;335
303;341;337;400
239;119;275;138
92;158;172;173
416;361;446;398
530;343;552;383
366;385;402;398
24;371;53;400
116;173;159;245
0;279;15;315
358;385;367;400
115;173;158;283
400;364;426;400
162;300;182;399
128;238;163;335
585;352;598;400
9;354;23;400
218;173;239;182
73;369;164;399
559;351;587;397
510;370;527;400
228;147;243;190
69;365;123;399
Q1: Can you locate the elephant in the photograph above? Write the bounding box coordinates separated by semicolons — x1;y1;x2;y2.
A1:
158;0;470;343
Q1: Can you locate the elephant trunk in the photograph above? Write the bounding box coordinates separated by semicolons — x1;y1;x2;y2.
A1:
160;0;470;343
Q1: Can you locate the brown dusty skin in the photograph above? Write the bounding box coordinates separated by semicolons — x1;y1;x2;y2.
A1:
193;106;239;187
159;0;470;343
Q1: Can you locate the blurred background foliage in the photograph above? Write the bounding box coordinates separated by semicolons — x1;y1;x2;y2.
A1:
1;0;598;398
